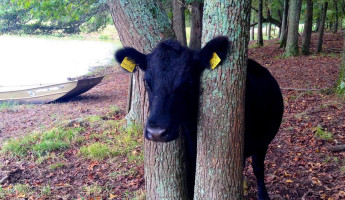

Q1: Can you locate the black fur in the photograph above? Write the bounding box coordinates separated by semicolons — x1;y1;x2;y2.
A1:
115;47;147;71
115;36;284;200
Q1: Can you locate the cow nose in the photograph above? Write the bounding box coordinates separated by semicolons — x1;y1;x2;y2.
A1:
146;126;167;140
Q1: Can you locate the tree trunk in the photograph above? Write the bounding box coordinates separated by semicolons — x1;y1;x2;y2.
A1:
108;1;189;199
279;0;289;42
189;1;203;49
268;22;272;39
335;34;345;96
315;16;321;32
283;0;302;57
334;0;339;33
317;2;328;53
302;0;313;55
251;19;255;40
258;0;264;46
194;0;250;199
173;0;187;46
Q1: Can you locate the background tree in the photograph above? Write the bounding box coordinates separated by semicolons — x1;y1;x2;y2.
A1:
302;0;313;55
108;1;190;199
336;34;345;96
189;0;203;49
283;0;302;57
258;0;264;46
333;0;339;33
194;0;250;199
317;1;328;53
173;0;187;46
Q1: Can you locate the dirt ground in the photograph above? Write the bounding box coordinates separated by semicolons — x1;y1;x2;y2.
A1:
0;32;345;199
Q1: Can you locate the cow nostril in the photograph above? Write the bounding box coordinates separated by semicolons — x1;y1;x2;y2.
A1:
147;127;167;138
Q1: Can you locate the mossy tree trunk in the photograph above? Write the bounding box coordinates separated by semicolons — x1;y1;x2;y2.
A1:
302;0;313;55
283;0;302;57
108;1;189;199
194;0;250;199
317;2;328;53
173;0;187;46
258;0;264;46
189;1;203;50
335;34;345;96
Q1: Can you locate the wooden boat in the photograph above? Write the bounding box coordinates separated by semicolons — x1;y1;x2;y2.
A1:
0;76;104;104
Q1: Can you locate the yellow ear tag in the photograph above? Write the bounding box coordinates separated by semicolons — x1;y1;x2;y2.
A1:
210;52;221;70
121;57;136;72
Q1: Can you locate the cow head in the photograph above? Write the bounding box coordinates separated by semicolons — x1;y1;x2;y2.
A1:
115;36;229;142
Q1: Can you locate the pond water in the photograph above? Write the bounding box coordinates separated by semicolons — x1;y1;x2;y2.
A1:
0;36;121;87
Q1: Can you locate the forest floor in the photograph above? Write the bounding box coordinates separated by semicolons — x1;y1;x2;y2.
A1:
0;32;344;199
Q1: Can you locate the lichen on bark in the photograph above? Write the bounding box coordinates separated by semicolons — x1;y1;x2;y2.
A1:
194;0;251;199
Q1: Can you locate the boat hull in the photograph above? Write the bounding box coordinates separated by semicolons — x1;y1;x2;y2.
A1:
0;76;104;104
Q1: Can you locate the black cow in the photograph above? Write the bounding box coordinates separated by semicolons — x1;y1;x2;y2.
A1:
115;36;284;200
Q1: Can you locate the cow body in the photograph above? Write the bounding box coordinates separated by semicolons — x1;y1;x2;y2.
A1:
116;37;284;200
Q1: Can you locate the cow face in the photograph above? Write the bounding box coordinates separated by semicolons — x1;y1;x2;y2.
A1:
115;36;229;142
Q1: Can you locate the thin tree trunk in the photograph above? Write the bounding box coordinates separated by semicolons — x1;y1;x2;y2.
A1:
108;1;189;199
315;16;321;32
189;1;203;49
283;0;302;57
258;0;264;46
173;0;187;46
334;0;339;33
279;0;289;42
335;33;345;96
317;2;328;53
268;22;272;39
302;0;313;55
251;18;255;41
194;0;250;199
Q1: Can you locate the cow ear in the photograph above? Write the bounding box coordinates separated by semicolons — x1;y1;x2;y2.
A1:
115;47;147;72
199;36;230;70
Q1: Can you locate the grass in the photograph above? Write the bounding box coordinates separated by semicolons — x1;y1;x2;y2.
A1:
0;102;18;112
314;126;333;141
80;142;113;160
1;127;83;157
83;183;103;197
49;162;66;170
40;185;52;196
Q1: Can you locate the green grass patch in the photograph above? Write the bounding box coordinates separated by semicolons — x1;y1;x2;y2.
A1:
49;162;66;170
83;183;103;197
0;102;18;112
86;115;103;123
1;127;83;157
314;126;333;141
14;183;33;196
40;185;52;196
80;142;113;160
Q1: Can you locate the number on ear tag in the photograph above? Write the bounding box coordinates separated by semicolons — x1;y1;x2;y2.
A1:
121;57;136;72
210;52;221;70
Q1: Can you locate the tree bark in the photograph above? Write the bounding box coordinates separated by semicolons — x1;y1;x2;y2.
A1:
268;22;272;39
108;1;189;199
257;0;264;46
315;16;321;32
194;0;250;199
317;2;328;53
333;0;339;33
251;18;255;40
335;33;345;96
302;0;313;55
173;0;187;46
279;0;289;42
283;0;302;57
189;1;203;49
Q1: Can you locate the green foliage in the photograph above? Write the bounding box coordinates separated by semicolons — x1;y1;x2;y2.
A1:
0;0;110;34
49;162;66;170
314;126;333;141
